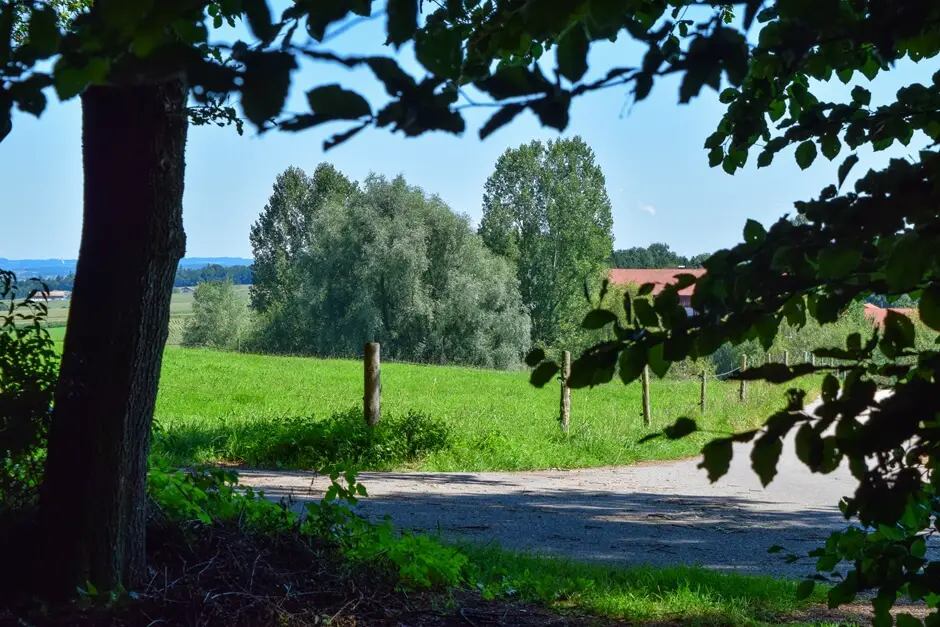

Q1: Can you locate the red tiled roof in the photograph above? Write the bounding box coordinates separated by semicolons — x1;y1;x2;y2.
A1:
608;268;706;296
863;303;916;328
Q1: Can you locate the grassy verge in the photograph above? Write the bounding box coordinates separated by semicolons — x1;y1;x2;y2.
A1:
461;543;830;626
151;347;819;472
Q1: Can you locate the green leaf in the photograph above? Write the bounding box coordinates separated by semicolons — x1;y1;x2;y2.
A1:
172;20;208;45
886;235;929;292
699;438;734;482
851;86;871;106
525;348;545;368
919;285;940;332
768;99;786;121
767;545;785;554
53;57;111;101
883;310;916;353
837;154;859;189
861;55;880;80
818;246;861;279
912;537;927;558
795;140;817;170
529;94;571;131
306;84;372;119
582;309;617;330
757;150;774;168
647;342;670;378
718;88;738;104
820;135;841;161
530;361;560;388
637;283;655;297
618;346;646;385
241;51;297;128
743;219;766;245
795;423;823;470
386;0;418;47
133;26;167;58
366;58;415;96
557;24;589;83
633;299;659;327
703;131;726;149
796;579;815;601
415;24;463;80
897;614;923;627
27;6;60;56
751;434;783;487
243;0;275;42
663;417;697;439
476;66;551;100
323;122;368;151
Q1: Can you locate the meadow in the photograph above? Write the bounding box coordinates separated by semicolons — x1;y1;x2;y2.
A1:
151;347;818;472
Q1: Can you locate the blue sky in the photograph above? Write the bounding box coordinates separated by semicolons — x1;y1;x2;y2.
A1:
1;12;934;260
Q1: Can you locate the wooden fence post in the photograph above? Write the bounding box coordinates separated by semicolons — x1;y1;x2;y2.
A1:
700;370;707;416
784;351;789;367
560;350;571;433
364;342;381;426
811;353;816;367
642;365;651;426
739;354;747;402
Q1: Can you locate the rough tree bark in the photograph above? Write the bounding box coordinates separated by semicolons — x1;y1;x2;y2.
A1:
39;78;188;596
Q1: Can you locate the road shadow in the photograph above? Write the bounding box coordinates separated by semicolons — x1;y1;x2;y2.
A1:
241;470;864;579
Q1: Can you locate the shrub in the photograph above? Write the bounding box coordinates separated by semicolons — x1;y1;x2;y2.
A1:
154;407;453;471
0;271;57;510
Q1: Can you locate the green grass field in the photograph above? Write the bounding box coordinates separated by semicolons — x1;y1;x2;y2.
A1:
463;544;830;626
152;347;818;472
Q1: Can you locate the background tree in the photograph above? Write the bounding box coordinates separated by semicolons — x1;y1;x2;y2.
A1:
250;164;357;313
610;243;709;269
181;281;247;351
255;169;530;368
480;137;613;348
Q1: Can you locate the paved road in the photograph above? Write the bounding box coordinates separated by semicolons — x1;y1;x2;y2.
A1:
238;392;915;579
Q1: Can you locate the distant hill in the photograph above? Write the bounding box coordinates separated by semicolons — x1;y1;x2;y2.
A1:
1;257;253;278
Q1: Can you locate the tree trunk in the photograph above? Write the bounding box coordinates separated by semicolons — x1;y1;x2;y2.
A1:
39;79;188;597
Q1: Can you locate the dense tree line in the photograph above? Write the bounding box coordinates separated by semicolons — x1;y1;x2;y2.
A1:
16;264;252;293
250;164;530;369
610;243;710;269
174;264;252;287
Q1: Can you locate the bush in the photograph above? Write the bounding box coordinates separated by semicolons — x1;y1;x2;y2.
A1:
0;271;57;510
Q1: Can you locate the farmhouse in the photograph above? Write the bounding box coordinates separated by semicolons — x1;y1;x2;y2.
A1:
45;290;69;301
608;268;707;315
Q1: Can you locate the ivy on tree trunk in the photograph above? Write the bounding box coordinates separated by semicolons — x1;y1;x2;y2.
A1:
38;78;188;596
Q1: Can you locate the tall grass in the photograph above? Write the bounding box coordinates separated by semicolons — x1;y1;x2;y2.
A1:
153;348;817;472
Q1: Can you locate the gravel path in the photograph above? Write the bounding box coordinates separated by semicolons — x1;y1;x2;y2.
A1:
238;392;911;579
